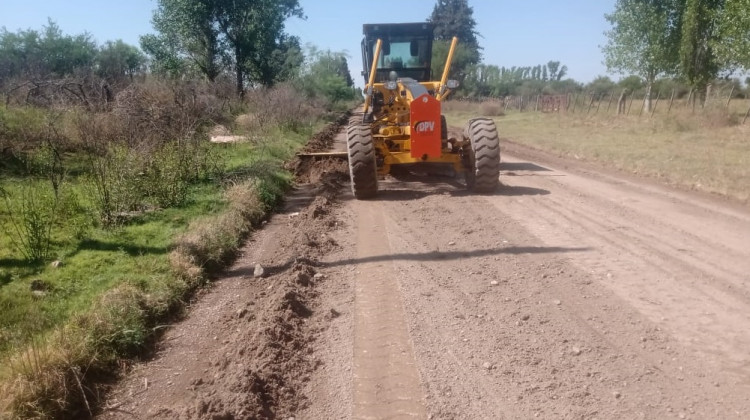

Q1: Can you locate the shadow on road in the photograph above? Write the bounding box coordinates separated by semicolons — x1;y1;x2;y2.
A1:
497;184;550;196
236;245;591;279
321;245;590;268
500;161;552;172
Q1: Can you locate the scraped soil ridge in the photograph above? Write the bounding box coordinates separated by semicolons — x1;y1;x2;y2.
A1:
101;118;350;419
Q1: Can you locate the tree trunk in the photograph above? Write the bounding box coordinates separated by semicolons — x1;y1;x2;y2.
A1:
643;82;653;114
703;83;713;108
235;44;245;97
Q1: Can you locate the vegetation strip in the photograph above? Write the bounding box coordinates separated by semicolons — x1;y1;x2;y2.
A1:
0;101;353;418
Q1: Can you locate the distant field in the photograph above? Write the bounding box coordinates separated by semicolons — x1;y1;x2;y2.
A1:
444;100;750;204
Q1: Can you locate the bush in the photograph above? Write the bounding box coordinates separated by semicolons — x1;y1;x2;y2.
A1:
1;183;59;262
244;83;319;134
87;145;145;227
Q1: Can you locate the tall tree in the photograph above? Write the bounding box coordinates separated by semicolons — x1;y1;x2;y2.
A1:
428;0;481;83
213;0;303;94
299;47;355;105
679;0;723;105
546;60;568;81
715;0;750;70
144;0;303;94
146;0;222;81
602;0;683;111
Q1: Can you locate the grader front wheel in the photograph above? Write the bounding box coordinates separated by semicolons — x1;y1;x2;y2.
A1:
463;118;500;193
346;124;378;199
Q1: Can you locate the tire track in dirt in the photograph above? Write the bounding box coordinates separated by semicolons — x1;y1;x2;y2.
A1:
493;149;750;388
350;200;427;419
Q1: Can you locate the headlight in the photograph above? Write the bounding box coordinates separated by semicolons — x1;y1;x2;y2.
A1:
384;80;398;90
446;79;460;89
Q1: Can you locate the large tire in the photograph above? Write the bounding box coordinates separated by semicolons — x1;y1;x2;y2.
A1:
346;124;378;199
463;118;500;193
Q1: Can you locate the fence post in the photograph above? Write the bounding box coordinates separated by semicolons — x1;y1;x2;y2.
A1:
726;86;734;110
651;90;662;117
743;101;750;124
571;93;579;113
606;91;615;113
639;92;647;117
587;93;596;114
685;89;694;109
535;95;540;112
667;88;676;115
627;94;634;115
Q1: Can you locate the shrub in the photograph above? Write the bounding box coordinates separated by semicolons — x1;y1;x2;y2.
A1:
244;83;320;134
1;183;59;262
87;145;145;227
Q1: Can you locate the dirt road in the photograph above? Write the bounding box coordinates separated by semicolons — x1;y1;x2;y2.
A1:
101;132;750;419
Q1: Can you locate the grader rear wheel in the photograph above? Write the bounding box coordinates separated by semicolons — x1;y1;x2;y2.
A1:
346;124;378;199
463;118;500;193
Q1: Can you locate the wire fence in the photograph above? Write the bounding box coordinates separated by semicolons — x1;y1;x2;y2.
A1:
460;89;750;124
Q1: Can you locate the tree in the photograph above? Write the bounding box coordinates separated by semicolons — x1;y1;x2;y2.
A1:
546;61;568;81
96;40;147;81
213;0;304;94
144;0;304;94
429;0;481;84
715;0;750;70
602;0;683;111
299;47;355;106
0;19;97;80
145;0;222;82
587;76;618;95
680;0;723;106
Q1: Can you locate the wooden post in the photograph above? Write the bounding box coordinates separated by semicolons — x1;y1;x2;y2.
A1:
627;94;634;115
743;101;750;124
586;93;596;114
639;92;647;117
595;93;605;114
535;95;540;112
571;93;579;113
667;88;676;115
726;86;734;110
606;91;615;113
650;90;662;117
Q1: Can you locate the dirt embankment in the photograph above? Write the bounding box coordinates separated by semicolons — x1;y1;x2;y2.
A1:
101;123;750;419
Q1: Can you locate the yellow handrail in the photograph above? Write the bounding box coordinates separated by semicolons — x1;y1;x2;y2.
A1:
437;36;458;101
363;39;382;114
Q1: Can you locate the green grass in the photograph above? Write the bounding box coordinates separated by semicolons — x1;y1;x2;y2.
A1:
444;101;750;203
0;127;314;366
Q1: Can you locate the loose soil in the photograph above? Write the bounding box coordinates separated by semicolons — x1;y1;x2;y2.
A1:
99;124;750;419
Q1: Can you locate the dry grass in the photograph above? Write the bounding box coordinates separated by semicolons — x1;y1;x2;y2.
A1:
445;101;750;204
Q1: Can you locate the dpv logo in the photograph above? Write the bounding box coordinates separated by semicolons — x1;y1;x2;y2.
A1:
414;120;436;134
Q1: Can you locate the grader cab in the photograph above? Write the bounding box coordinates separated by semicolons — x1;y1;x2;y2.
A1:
347;22;500;199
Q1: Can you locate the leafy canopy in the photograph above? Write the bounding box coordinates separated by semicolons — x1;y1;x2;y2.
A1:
602;0;683;83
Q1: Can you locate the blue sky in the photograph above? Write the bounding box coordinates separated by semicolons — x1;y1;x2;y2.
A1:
1;0;616;86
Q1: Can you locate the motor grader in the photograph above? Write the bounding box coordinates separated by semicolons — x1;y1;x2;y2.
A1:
347;22;500;199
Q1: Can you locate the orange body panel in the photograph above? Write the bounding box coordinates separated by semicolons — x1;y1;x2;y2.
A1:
409;94;441;158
